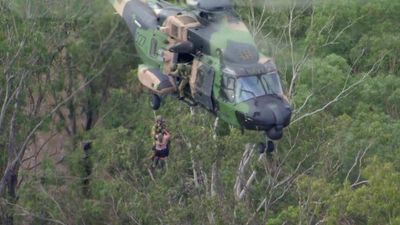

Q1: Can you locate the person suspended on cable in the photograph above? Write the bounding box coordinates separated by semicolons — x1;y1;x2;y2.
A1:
152;129;171;168
152;115;167;140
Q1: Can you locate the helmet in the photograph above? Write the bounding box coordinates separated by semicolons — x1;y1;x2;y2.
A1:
156;115;163;123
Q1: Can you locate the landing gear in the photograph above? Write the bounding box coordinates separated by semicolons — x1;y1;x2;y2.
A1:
258;132;275;154
179;96;198;107
151;94;161;110
258;142;266;154
267;140;275;153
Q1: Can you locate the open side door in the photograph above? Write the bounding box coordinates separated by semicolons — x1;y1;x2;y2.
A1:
190;60;215;111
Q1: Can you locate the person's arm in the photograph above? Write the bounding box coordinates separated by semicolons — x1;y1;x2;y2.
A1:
163;131;171;144
151;125;156;137
170;65;179;77
170;70;178;77
164;130;170;138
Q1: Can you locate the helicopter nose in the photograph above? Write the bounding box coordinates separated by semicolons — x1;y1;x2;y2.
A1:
266;125;284;140
236;95;292;140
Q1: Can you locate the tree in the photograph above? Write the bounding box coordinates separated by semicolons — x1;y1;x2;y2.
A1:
0;0;133;223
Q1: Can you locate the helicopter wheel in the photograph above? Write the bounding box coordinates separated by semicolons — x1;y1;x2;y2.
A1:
150;94;161;110
258;142;266;154
267;140;275;153
262;131;275;154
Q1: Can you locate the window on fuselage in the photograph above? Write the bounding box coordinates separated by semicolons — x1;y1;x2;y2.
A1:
150;38;158;57
221;76;235;103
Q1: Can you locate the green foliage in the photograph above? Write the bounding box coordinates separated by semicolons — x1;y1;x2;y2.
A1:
326;159;400;224
3;0;400;224
268;206;300;225
295;54;351;109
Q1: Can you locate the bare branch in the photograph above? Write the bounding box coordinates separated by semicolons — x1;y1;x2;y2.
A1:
234;144;266;201
234;144;255;200
1;199;67;225
345;143;371;183
322;15;365;47
291;53;386;124
345;150;362;182
287;3;297;98
39;184;67;222
351;180;369;189
293;93;313;115
3;40;25;76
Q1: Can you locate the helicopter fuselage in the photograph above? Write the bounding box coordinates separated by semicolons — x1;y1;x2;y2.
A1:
110;0;292;140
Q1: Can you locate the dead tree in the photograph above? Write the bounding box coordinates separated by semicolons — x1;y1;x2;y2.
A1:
234;144;266;201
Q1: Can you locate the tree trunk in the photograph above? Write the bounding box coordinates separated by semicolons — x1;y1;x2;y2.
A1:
82;141;92;197
81;85;96;197
66;51;77;136
3;166;18;225
2;100;20;225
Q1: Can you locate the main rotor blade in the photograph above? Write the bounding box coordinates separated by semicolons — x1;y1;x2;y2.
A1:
109;0;158;36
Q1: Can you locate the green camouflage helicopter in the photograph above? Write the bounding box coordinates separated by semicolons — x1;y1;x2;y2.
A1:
110;0;292;151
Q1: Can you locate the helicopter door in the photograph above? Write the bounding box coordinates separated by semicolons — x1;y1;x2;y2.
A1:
191;60;215;111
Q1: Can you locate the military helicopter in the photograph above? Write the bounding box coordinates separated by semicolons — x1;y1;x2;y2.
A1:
110;0;292;151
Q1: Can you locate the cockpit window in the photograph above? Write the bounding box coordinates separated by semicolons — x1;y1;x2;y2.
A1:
261;72;283;95
236;76;265;102
221;72;284;103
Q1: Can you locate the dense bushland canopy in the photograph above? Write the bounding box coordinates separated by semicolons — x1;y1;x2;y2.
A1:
1;0;399;224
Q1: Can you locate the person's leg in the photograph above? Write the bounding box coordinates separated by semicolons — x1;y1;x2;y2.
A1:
152;156;159;168
151;145;156;160
178;78;189;98
158;149;169;169
165;147;170;157
159;159;165;169
153;150;162;168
